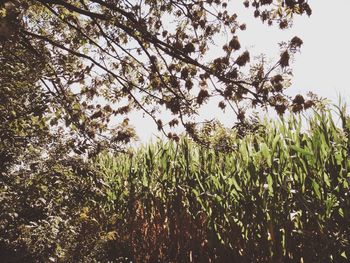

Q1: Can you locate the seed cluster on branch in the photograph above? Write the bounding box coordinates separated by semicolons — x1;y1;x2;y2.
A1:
0;0;314;148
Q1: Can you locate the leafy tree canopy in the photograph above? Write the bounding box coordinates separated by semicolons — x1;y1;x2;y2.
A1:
1;0;313;149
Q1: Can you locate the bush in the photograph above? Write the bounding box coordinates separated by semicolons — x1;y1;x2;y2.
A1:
0;152;113;262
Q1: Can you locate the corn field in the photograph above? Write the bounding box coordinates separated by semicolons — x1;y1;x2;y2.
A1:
96;106;350;262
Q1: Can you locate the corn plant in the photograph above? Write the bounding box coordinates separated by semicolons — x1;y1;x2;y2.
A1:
96;105;350;262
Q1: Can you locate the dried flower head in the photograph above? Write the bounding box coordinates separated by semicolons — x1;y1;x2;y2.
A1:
279;20;288;29
237;110;245;122
181;68;189;79
166;97;180;114
254;10;260;18
156;119;163;130
224;85;234;98
185;79;193;90
172;133;180;142
184;42;195;53
280;51;290;68
169;118;179;127
302;2;312;16
285;0;296;8
275;74;284;83
273;82;283;92
229;36;241;50
236;51;250;67
185;122;196;135
304;100;314;109
261;11;268;22
290;36;303;48
240;23;246;30
293;94;305;105
275;104;287;115
197;89;210;105
218;101;226;110
292;104;303;113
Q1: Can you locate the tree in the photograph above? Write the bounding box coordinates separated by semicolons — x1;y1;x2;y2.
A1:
0;29;50;171
0;26;113;262
1;0;313;148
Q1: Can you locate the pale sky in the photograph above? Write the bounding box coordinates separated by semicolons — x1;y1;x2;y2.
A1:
129;0;350;143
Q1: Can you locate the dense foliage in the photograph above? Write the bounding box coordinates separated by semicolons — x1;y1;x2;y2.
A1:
3;106;349;262
93;106;350;262
0;0;313;144
0;27;110;261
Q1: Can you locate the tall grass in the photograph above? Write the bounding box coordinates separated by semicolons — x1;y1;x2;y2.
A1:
96;106;350;262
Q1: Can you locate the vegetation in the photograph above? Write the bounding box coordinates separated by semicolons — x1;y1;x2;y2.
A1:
3;1;349;262
94;106;350;262
3;105;350;262
0;0;313;145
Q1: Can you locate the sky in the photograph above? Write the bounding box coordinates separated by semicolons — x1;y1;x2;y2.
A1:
129;0;350;143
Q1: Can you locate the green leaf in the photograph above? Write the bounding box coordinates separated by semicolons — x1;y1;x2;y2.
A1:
290;145;313;156
260;143;271;166
266;174;274;196
341;251;347;259
312;179;322;200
